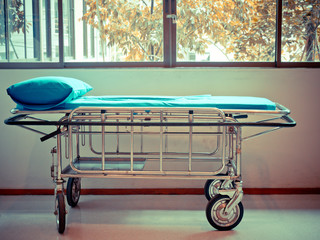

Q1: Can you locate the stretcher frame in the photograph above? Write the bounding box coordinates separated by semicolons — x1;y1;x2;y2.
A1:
5;102;296;233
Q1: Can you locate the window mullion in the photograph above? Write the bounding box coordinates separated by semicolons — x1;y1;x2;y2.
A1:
171;0;176;67
45;0;52;60
70;0;75;59
163;0;171;67
163;0;176;67
82;0;87;58
32;0;41;61
23;0;27;59
58;0;64;67
275;0;282;67
4;0;9;61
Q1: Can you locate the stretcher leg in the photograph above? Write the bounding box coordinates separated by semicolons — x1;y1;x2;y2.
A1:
52;134;67;234
53;178;66;234
55;192;66;234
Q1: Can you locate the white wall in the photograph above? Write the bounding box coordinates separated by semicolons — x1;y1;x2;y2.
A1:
0;68;319;189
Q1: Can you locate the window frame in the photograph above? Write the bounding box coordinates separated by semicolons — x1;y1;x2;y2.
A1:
0;0;319;69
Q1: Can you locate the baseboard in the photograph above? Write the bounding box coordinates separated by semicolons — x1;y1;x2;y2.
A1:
1;188;320;195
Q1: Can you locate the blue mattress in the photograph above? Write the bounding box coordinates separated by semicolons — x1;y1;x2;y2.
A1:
16;95;276;111
60;95;276;111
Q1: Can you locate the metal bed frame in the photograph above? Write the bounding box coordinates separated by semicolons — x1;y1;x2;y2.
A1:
5;103;296;233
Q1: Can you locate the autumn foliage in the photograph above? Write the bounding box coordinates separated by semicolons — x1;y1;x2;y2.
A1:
81;0;319;62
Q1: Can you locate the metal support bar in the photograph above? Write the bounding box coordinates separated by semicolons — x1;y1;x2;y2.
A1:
140;119;143;153
236;127;242;177
55;132;64;193
116;116;120;154
160;111;163;172
242;127;281;141
101;111;106;170
130;111;134;172
188;111;193;172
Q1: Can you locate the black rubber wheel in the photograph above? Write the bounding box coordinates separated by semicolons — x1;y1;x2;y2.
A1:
206;195;244;231
56;193;66;234
66;177;81;207
204;179;222;201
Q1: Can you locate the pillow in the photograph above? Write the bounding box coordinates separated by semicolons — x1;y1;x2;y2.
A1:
7;76;93;110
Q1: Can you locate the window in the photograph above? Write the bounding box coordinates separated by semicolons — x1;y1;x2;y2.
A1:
0;0;319;68
177;0;276;62
66;0;163;62
282;0;320;62
0;0;59;62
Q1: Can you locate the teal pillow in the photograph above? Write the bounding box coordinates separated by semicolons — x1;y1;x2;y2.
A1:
7;76;93;110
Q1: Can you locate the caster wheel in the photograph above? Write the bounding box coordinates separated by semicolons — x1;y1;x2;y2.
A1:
55;193;66;234
67;178;81;207
206;195;244;231
204;179;222;201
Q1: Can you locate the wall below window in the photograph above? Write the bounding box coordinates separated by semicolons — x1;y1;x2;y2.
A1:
0;68;319;190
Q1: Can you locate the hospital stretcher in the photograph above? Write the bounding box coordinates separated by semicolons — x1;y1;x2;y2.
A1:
5;93;296;233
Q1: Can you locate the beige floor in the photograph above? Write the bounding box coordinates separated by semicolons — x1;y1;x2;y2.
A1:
0;194;320;240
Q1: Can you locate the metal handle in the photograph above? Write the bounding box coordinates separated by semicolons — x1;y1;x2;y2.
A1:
165;0;177;23
166;14;177;24
281;115;297;127
41;128;61;142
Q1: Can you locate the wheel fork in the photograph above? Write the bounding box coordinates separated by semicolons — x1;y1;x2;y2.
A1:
217;181;243;215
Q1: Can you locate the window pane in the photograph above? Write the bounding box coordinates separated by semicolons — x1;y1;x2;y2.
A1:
177;0;276;62
66;0;163;62
0;0;59;63
7;0;27;61
282;0;320;62
44;0;59;61
63;0;75;60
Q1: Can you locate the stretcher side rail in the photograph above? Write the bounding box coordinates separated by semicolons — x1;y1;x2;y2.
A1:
4;113;296;127
64;107;228;178
5;102;296;126
4;105;296;146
